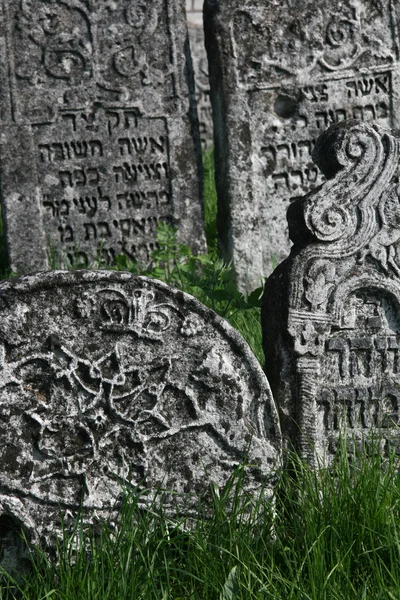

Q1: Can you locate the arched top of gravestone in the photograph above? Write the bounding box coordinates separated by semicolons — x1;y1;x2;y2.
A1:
0;270;281;546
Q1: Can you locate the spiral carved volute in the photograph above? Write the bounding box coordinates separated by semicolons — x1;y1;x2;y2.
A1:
303;120;399;249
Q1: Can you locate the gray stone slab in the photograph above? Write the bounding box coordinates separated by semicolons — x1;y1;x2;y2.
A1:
185;0;213;151
204;0;400;292
0;270;281;557
0;1;206;273
262;119;400;466
188;24;213;150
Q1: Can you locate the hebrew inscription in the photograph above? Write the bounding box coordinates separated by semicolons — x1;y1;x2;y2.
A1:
0;271;281;555
204;0;400;292
35;108;172;267
0;1;205;272
263;120;400;466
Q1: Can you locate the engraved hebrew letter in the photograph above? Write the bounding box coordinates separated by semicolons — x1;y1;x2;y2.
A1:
335;110;347;122
89;140;103;157
98;222;112;238
87;167;100;185
113;166;124;183
376;103;389;119
149;136;166;154
363;105;376;121
159;191;170;204
84;223;97;240
39;144;51;163
61;113;77;131
305;167;318;182
290;170;304;189
106;110;121;135
74;169;87;186
70;141;88;159
117;192;127;209
119;219;131;236
132;137;148;154
43;199;56;216
277;144;291;160
375;75;389;94
73;197;85;213
315;111;328;128
118;138;132;156
58;225;74;242
358;78;374;96
64;142;71;159
59;170;73;188
346;81;358;98
60;200;70;216
98;187;111;210
298;140;312;158
272;173;289;191
51;143;65;161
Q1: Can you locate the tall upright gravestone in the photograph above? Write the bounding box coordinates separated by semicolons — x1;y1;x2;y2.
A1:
263;119;400;466
0;1;206;273
204;0;400;292
0;270;281;563
186;0;214;150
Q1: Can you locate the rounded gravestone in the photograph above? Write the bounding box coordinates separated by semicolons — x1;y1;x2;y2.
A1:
0;270;281;555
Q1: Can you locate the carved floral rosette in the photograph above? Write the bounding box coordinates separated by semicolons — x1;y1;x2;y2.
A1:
0;271;281;553
263;119;400;466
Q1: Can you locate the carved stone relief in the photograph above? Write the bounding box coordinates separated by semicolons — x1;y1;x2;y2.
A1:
0;270;281;557
204;0;400;292
0;0;205;273
262;119;400;466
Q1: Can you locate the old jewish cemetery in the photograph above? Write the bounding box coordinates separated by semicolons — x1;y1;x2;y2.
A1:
0;0;400;597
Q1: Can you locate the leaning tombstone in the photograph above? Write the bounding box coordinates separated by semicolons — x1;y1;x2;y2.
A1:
0;1;206;274
186;1;213;149
0;270;281;566
204;0;400;292
262;119;400;466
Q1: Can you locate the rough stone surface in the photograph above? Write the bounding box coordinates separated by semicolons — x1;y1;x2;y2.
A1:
0;1;206;274
262;119;400;466
204;0;400;292
0;270;281;559
188;24;213;150
186;0;213;150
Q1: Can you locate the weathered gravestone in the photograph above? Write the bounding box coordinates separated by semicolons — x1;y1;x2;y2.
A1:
204;0;400;292
262;119;400;466
186;1;213;149
0;270;281;562
0;1;206;274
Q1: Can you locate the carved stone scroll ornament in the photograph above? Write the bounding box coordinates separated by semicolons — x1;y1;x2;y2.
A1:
0;271;281;563
262;119;400;466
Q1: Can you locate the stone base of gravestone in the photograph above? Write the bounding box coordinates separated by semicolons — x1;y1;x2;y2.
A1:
0;270;281;567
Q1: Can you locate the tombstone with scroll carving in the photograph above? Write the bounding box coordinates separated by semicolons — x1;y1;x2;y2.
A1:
0;1;205;273
205;0;400;292
262;119;400;465
0;270;281;562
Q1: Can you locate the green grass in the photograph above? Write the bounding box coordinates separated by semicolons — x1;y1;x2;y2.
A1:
2;149;400;598
3;444;400;599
